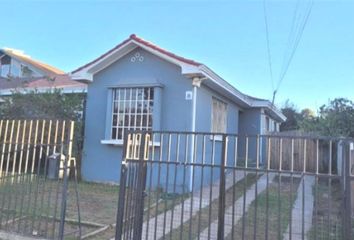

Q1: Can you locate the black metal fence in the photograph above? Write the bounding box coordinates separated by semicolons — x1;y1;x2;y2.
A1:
115;131;354;240
0;119;81;240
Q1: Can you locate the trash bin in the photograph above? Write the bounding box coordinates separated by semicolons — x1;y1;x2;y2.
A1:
47;153;70;180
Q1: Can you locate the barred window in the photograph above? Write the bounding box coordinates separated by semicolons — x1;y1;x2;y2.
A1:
211;97;227;133
111;87;154;140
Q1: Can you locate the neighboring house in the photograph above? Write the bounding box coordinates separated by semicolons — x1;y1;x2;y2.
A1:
71;34;286;184
0;48;86;96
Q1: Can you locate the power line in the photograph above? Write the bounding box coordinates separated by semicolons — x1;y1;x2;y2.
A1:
263;0;275;93
263;0;314;104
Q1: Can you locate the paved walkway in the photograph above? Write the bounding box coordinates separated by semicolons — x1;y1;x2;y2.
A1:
283;175;315;240
140;170;247;240
197;173;276;240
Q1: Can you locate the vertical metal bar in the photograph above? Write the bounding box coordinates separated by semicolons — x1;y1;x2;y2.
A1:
51;120;65;238
58;121;74;240
37;120;52;234
265;136;271;240
301;139;307;240
231;136;238;240
153;133;163;239
179;134;188;240
30;120;46;233
344;141;353;240
169;133;180;240
4;120;16;228
217;134;227;240
289;138;294;240
6;120;20;227
17;120;32;232
314;139;319;240
23;120;39;234
197;134;206;240
115;131;130;240
253;135;259;240
188;133;197;240
327;140;332;240
132;132;148;240
11;120;26;228
163;133;172;238
207;135;215;240
277;137;282;240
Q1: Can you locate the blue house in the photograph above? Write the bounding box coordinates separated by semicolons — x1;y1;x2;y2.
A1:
71;34;285;184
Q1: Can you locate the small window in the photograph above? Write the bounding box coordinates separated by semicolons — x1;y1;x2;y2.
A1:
274;121;277;132
111;87;154;140
0;55;11;78
265;117;270;132
211;97;227;133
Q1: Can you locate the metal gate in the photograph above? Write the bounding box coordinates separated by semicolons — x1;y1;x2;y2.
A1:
115;131;354;240
0;119;81;240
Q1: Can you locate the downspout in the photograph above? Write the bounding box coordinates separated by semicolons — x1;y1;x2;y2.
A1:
189;77;203;191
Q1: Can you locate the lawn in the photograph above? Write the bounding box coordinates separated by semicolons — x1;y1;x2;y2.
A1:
225;175;301;240
165;172;260;240
307;178;344;240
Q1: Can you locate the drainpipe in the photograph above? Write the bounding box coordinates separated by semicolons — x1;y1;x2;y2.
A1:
189;77;203;191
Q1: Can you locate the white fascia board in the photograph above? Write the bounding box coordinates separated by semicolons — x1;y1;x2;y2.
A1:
252;100;286;122
198;65;251;106
71;72;93;82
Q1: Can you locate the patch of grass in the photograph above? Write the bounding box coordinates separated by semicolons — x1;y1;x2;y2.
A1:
226;176;300;240
165;172;260;240
307;178;344;240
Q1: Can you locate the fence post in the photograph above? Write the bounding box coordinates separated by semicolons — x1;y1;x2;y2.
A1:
133;132;148;240
217;134;227;240
115;132;130;240
344;141;353;240
58;121;75;240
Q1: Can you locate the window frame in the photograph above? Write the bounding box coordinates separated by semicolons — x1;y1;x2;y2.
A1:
211;97;228;135
110;87;154;141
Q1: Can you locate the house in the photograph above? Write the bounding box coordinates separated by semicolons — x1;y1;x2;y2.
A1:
0;48;86;96
71;34;286;184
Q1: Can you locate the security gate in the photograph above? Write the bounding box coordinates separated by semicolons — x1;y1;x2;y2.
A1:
115;131;354;240
115;133;150;240
0;119;81;240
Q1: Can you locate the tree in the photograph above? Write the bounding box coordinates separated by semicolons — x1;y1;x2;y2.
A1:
280;100;303;131
301;98;354;137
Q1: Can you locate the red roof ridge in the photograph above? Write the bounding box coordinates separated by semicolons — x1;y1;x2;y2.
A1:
72;34;202;74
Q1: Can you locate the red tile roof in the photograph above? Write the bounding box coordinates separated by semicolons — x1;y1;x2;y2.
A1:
0;74;86;92
72;34;202;74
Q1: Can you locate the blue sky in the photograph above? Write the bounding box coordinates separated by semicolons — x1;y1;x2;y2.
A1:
1;0;353;111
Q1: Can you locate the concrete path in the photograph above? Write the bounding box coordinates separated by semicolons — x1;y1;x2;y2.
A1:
283;175;315;240
197;173;276;240
140;170;247;240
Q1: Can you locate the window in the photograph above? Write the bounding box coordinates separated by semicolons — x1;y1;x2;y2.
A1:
0;55;11;78
211;97;227;133
265;117;270;132
274;121;277;132
111;87;154;140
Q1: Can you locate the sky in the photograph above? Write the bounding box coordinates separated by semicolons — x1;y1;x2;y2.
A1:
0;0;353;111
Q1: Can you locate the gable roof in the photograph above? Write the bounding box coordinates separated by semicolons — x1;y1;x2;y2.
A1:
0;75;87;96
1;48;65;76
71;34;285;122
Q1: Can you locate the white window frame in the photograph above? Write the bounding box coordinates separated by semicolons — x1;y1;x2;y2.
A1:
110;87;154;141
